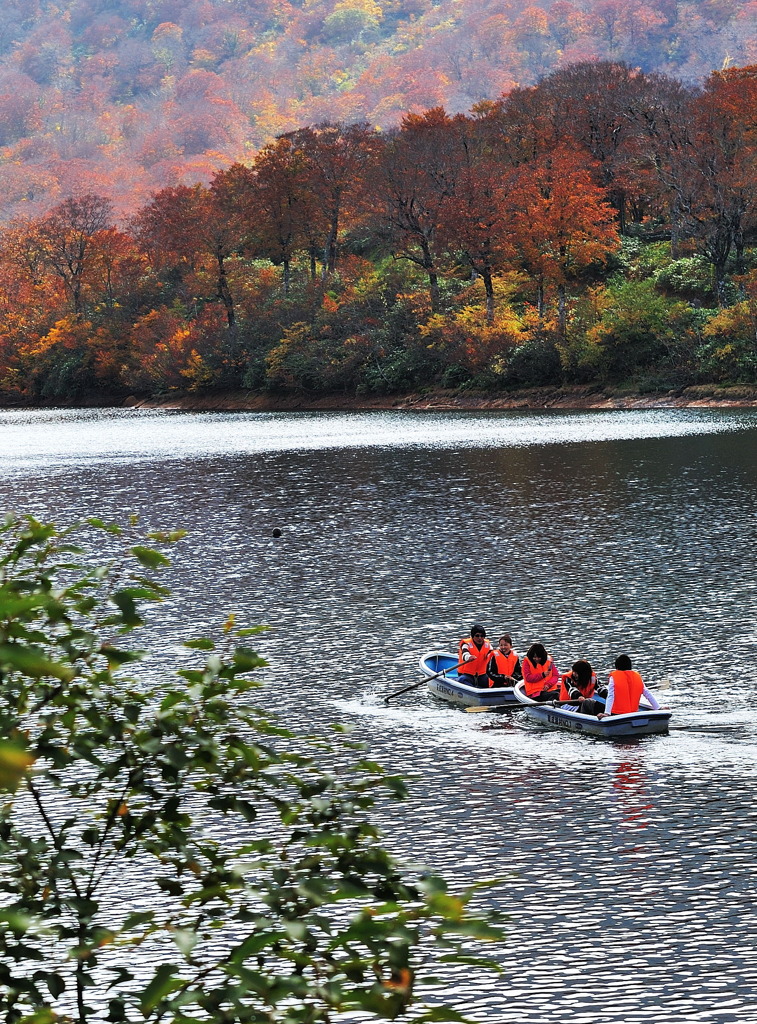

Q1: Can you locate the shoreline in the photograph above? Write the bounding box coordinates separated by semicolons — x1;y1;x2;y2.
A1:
2;385;757;413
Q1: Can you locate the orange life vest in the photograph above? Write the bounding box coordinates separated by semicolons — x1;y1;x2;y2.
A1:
522;656;557;697
489;650;518;678
458;637;493;676
559;672;597;702
610;669;644;714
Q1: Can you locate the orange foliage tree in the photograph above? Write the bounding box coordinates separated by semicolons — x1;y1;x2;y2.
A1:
371;108;462;313
632;64;757;304
86;227;149;313
135;182;245;327
286;122;379;277
36;195;114;317
690;66;757;303
242;137;316;294
509;147;619;334
436;114;516;324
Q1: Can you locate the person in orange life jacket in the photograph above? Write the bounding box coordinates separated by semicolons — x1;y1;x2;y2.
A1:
458;625;494;689
559;659;605;716
598;654;660;717
521;642;560;701
487;634;522;687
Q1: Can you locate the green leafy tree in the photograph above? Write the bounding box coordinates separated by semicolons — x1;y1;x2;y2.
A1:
0;514;503;1024
585;277;701;381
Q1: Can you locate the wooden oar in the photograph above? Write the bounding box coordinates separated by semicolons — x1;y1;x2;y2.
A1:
384;663;466;704
466;698;590;714
465;703;522;713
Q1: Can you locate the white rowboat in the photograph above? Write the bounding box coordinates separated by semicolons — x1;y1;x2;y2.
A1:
419;650;519;708
512;680;671;738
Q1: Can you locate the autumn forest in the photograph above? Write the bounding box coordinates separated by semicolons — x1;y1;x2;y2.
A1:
1;0;757;399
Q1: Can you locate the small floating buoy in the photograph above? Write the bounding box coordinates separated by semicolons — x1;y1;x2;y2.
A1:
272;528;282;538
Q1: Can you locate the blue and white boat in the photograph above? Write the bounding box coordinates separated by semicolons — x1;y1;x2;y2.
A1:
419;650;519;708
512;681;671;737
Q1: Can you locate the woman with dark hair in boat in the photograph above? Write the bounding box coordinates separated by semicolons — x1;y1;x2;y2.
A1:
458;624;494;689
521;642;560;702
487;634;522;687
559;659;604;715
598;655;660;717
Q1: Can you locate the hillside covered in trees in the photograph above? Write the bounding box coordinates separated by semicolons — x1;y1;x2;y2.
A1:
1;0;757;222
1;61;755;402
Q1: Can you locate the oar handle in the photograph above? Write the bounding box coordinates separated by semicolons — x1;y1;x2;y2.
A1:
425;661;467;683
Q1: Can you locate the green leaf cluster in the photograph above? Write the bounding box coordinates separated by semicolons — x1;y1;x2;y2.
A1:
0;515;504;1024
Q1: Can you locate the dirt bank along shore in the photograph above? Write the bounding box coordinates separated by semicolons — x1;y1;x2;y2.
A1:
1;385;756;412
123;385;757;412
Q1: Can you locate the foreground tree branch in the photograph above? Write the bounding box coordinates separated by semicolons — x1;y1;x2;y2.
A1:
0;514;504;1024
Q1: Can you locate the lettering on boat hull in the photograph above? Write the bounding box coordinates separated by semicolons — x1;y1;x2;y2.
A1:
546;713;583;730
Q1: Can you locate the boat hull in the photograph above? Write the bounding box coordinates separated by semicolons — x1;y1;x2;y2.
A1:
512;682;671;738
419;650;518;707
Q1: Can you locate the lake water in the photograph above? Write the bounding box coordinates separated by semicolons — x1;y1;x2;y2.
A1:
1;407;756;1023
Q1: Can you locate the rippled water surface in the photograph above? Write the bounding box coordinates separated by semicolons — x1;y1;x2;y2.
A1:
1;407;756;1022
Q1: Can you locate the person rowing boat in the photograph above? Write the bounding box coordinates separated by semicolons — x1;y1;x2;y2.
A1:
457;624;493;689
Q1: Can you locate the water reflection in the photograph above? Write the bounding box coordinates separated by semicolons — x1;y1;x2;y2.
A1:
612;760;653;832
0;408;755;1022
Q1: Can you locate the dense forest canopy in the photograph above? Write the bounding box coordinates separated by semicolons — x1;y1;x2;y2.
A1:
1;0;757;221
1;60;756;400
